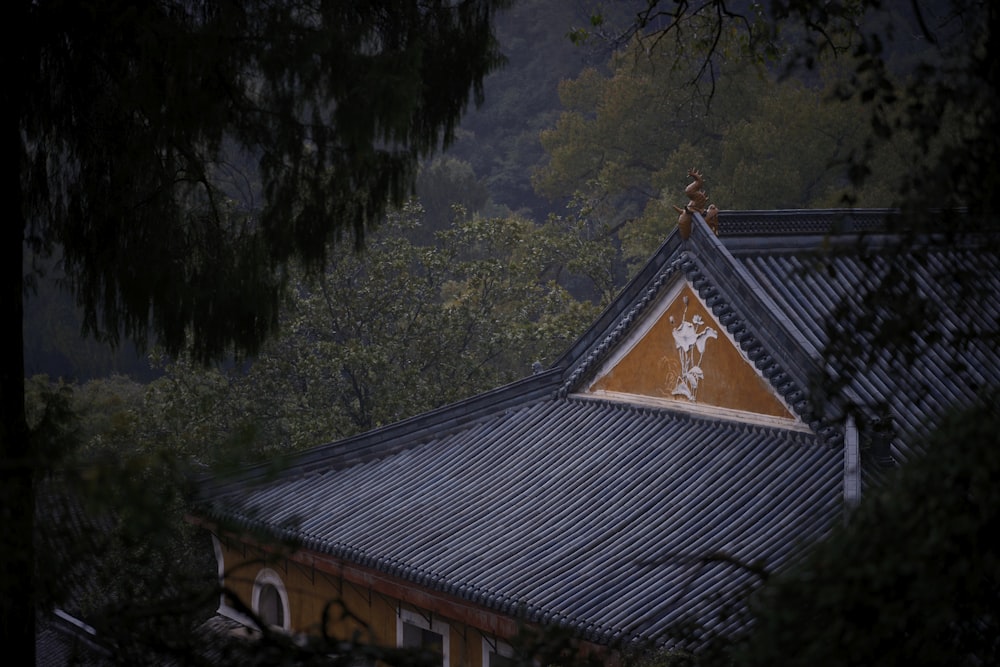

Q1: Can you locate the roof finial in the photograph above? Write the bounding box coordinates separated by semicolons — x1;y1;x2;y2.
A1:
705;204;719;235
672;168;719;238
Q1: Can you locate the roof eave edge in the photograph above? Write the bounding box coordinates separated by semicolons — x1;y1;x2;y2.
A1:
551;229;686;373
688;213;820;395
196;369;564;496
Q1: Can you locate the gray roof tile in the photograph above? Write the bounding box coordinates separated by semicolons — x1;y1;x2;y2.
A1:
721;216;1000;469
200;208;999;648
204;397;841;645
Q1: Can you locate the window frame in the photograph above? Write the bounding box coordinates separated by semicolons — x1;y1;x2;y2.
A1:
482;636;516;667
251;567;291;632
397;608;450;667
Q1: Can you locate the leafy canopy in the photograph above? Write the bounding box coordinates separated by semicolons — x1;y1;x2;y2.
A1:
142;202;607;461
18;0;510;363
10;2;509;661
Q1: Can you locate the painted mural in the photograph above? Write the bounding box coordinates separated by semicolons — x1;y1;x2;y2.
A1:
669;296;718;401
586;283;795;421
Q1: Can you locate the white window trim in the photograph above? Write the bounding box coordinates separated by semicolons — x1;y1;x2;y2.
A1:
211;535;226;612
482;636;515;667
213;536;256;629
252;567;292;632
397;608;450;667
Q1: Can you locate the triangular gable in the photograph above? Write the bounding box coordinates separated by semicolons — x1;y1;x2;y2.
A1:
582;278;799;425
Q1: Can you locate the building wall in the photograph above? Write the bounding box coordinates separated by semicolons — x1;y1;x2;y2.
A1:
213;534;521;667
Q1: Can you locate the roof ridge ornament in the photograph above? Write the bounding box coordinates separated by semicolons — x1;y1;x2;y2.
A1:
673;168;719;239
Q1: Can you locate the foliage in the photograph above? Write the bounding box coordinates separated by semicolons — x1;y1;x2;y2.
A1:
148;203;606;460
534;0;776;226
9;1;511;661
444;0;615;219
534;31;917;276
26;202;610;505
27;374;221;664
18;0;509;363
415;156;491;241
716;396;1000;666
593;0;999;221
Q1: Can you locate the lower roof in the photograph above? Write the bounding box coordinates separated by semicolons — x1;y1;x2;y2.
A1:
202;394;842;646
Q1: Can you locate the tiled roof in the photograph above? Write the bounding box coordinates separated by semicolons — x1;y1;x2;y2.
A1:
558;215;828;438
199;207;999;648
718;210;1000;469
36;610;111;666
201;396;841;646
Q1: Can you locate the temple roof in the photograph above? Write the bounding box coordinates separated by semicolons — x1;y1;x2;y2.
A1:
198;206;1000;647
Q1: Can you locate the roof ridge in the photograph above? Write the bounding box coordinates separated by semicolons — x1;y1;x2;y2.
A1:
555;214;846;444
196;369;565;496
718;208;898;237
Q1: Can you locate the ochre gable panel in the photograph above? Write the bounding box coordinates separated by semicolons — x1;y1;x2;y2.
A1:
586;283;794;420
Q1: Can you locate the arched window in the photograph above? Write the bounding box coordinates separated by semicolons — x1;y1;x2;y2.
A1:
252;568;291;632
258;582;283;627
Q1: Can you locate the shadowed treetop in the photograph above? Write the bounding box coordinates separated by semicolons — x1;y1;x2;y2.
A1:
15;0;510;363
5;3;509;663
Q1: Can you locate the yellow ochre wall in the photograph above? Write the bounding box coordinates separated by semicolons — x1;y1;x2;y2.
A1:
216;538;507;667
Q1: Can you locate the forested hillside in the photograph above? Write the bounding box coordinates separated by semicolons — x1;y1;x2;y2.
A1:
22;1;998;664
25;0;928;384
23;1;606;382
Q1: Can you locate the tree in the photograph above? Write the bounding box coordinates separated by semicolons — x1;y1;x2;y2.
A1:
535;0;777;246
444;0;616;219
534;28;916;276
571;1;1000;663
7;1;510;660
727;396;1000;666
146;202;606;461
579;0;999;219
414;157;491;241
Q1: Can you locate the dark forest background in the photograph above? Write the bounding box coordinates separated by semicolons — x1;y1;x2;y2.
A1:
21;1;1000;665
25;0;934;384
23;0;598;382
